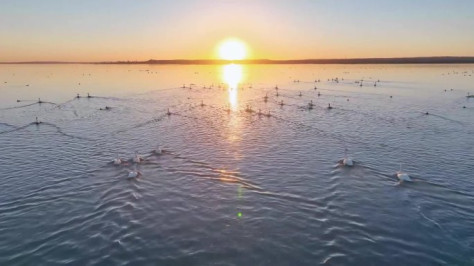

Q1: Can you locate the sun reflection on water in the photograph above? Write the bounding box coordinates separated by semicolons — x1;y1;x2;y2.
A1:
222;64;243;110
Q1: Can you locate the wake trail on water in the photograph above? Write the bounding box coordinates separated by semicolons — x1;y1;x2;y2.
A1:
0;121;96;141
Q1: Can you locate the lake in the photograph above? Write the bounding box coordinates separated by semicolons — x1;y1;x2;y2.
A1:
0;64;473;265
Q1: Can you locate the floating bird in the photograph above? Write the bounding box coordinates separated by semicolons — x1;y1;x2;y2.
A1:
264;111;271;117
167;108;172;116
128;167;142;178
467;93;474;98
396;164;412;182
200;100;205;107
153;145;163;155
425;112;429;115
299;92;302;97
133;152;143;163
279;100;284;106
327;103;333;109
76;93;80;99
38;98;43;104
308;100;314;110
34;117;41;125
245;105;253;113
318;92;321;97
87;93;92;98
113;154;122;165
342;148;353;166
258;109;262;116
263;93;269;102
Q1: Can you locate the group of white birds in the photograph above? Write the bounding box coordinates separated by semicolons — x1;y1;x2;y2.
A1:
113;146;163;178
341;148;411;183
112;146;411;182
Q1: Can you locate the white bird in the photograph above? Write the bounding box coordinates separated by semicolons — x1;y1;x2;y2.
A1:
133;152;143;163
154;145;163;155
113;154;122;165
128;168;142;178
396;164;412;182
342;148;353;166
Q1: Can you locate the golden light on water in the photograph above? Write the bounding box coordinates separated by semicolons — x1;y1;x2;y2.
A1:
222;64;243;109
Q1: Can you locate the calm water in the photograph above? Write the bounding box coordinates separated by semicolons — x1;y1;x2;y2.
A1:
0;64;473;265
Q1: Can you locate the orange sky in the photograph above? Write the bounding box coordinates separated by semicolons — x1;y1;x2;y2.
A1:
1;1;474;61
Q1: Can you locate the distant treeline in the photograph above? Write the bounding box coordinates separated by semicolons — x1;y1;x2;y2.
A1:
2;57;474;65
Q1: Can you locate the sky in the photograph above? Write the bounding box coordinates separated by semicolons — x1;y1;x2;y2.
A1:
1;0;474;62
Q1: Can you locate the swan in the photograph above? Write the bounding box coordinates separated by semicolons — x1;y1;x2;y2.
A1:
153;145;163;155
342;148;353;166
396;164;412;182
128;168;142;178
113;154;122;165
133;152;143;163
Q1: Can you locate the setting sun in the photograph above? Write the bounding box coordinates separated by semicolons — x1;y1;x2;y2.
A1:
218;39;247;60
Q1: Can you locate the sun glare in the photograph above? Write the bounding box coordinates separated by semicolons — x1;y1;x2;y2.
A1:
218;39;247;60
222;64;243;109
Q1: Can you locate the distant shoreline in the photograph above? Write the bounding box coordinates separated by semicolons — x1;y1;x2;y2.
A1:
2;57;474;65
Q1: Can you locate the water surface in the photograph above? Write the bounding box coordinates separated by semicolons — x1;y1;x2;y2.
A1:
1;64;474;265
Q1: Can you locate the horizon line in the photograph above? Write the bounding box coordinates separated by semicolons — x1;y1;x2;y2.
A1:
2;56;474;65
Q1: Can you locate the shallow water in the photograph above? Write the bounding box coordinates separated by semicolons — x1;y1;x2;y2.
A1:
1;64;473;265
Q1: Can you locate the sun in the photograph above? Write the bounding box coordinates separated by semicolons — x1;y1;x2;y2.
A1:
218;39;247;60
